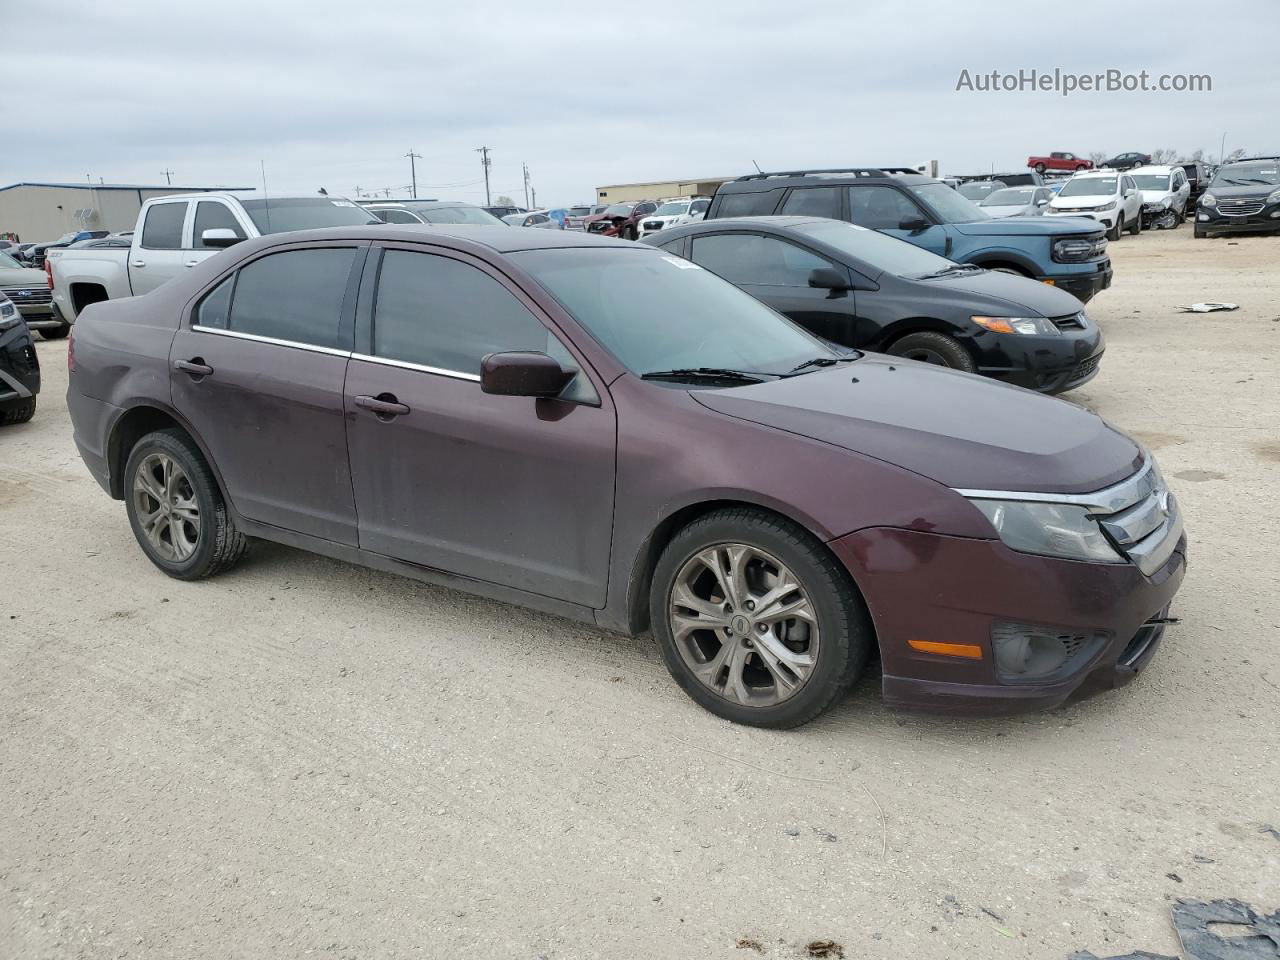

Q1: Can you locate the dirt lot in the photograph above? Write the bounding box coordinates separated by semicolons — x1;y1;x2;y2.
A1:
2;226;1278;960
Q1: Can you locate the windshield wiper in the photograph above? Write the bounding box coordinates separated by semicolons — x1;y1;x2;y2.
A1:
914;263;984;280
788;353;861;374
641;367;767;384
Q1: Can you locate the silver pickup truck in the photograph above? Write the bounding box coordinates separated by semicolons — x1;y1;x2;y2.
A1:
47;193;379;323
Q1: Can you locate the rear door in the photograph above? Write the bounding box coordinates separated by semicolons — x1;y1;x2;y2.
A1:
169;242;365;544
688;230;862;347
130;200;191;294
343;244;616;607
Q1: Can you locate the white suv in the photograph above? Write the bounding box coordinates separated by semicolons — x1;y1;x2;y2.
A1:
636;197;704;239
1046;171;1144;241
1129;164;1192;229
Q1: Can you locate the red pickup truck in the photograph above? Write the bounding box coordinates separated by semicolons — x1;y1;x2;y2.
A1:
1026;152;1093;174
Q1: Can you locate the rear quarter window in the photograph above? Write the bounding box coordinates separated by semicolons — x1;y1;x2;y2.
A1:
713;189;784;218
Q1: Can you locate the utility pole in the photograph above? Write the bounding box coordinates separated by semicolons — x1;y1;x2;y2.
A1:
1219;131;1227;165
404;150;421;199
522;162;531;210
476;146;492;206
354;185;364;198
161;168;174;185
531;185;537;209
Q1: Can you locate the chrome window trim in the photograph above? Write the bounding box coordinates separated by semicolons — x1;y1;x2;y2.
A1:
349;352;481;383
954;459;1155;515
191;324;351;357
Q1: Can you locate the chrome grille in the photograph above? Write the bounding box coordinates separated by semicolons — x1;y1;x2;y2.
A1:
1217;198;1265;216
1051;311;1087;330
3;287;52;305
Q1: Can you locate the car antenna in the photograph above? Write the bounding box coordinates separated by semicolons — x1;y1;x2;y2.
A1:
260;160;271;233
751;159;763;173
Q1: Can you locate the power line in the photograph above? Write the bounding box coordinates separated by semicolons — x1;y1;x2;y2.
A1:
404;150;422;199
475;146;492;206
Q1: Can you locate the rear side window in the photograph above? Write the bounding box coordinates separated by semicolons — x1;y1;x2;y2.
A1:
196;276;233;329
193;202;247;248
690;233;833;286
372;251;552;374
140;202;187;250
780;187;842;219
227;248;356;348
714;189;783;218
847;186;922;229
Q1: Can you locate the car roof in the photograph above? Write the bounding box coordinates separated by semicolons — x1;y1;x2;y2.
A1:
362;199;476;209
721;170;935;189
1069;169;1122;178
248;223;641;254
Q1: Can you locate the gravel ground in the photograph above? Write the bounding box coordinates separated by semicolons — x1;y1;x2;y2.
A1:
2;226;1278;960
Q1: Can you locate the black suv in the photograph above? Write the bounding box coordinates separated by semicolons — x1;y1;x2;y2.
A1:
705;168;1112;303
1180;161;1213;210
1195;157;1280;238
0;292;40;424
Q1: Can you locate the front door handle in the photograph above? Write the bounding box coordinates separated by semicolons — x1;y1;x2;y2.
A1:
174;358;214;377
184;260;200;268
355;394;410;418
131;260;146;268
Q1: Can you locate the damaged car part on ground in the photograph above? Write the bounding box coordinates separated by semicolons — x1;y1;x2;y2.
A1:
66;225;1185;727
1069;898;1280;960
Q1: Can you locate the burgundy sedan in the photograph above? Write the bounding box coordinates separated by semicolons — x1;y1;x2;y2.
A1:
66;225;1186;727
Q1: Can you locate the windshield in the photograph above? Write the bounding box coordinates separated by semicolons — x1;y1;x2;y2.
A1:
981;187;1036;206
654;201;690;216
957;182;1004;201
0;252;21;268
912;182;989;222
510;248;833;379
793;220;955;278
1212;161;1280;186
1058;177;1117;197
602;203;634;217
241;198;379;234
410;204;504;225
1131;174;1173;190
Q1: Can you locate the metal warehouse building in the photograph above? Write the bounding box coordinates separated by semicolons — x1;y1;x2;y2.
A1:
595;176;737;204
0;182;251;243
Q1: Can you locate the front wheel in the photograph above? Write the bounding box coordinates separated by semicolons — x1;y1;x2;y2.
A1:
0;396;36;425
40;323;71;340
1194;224;1209;239
1128;209;1142;235
651;508;871;728
886;331;976;372
1107;217;1123;242
124;428;248;580
1034;162;1047;174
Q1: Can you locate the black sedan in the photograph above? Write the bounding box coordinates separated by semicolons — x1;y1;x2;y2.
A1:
0;292;40;424
1102;152;1151;170
642;216;1103;394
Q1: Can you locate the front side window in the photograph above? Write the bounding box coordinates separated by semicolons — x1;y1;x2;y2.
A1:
141;202;187;249
847;186;925;229
691;233;832;286
227;248;356;348
779;187;842;218
193;202;247;247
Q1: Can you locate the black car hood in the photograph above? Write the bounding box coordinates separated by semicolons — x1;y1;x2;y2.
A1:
924;269;1086;315
693;356;1141;493
1205;182;1280;200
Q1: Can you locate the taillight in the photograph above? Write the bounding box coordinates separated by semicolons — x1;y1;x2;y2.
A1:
45;259;54;290
67;326;75;373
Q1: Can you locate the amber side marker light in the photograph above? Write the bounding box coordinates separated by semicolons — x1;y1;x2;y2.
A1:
1042;279;1056;286
907;639;984;660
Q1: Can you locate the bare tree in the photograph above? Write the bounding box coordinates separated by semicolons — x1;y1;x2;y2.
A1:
1149;147;1179;164
1223;147;1246;164
1089;151;1108;166
494;194;516;207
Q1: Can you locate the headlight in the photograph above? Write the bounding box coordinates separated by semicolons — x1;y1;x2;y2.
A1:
0;298;19;330
971;315;1060;336
968;499;1125;563
1096;199;1117;211
1052;236;1105;262
1200;193;1217;207
1268;189;1280;205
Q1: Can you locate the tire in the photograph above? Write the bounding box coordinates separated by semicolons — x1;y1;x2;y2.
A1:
1034;162;1046;174
1194;224;1209;239
1128;208;1141;235
1107;217;1122;242
1075;164;1088;171
40;323;71;340
0;396;36;425
124;428;248;580
650;507;871;728
886;331;976;372
623;225;637;241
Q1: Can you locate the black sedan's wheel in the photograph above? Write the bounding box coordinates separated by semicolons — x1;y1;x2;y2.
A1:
0;396;36;425
886;331;976;372
124;428;248;580
40;323;71;340
651;508;870;728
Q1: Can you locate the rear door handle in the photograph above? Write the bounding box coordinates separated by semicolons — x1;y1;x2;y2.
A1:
174;359;214;377
184;260;200;268
131;260;146;268
354;394;410;418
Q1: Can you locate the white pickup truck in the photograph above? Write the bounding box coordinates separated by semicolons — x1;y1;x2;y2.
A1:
47;193;380;323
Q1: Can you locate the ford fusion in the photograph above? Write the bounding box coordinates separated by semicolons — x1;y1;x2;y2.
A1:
67;225;1186;727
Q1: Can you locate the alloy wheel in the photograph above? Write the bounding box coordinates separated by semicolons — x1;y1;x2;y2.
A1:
132;452;200;562
668;543;819;706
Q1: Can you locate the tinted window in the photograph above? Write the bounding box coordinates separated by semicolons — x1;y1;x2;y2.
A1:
196;276;233;329
691;233;832;286
376;208;423;224
193;202;247;247
414;205;504;225
847;186;923;229
141;202;187;249
373;251;552;374
228;248;356;348
792;220;954;278
780;187;842;218
240;198;378;234
714;189;783;218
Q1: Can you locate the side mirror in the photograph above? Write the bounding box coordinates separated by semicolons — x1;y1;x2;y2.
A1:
480;351;573;398
808;266;851;291
898;216;929;232
201;228;243;248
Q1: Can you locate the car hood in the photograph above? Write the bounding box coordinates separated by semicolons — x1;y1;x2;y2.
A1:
692;357;1140;493
926;268;1086;315
978;204;1033;218
1139;189;1174;204
1049;195;1114;210
1204;182;1280;200
0;265;48;287
950;216;1097;237
643;214;686;224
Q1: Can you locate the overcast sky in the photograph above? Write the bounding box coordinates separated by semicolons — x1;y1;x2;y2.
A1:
5;0;1276;207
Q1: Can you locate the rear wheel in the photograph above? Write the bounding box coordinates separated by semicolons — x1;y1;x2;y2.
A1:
1034;162;1046;174
651;508;871;728
0;396;36;425
40;323;71;340
886;331;976;372
1075;164;1088;171
1128;208;1141;235
124;428;248;580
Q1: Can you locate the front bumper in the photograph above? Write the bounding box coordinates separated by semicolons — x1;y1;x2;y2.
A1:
973;324;1105;394
829;527;1186;716
0;321;41;402
1047;209;1119;229
1042;259;1112;303
1196;206;1280;234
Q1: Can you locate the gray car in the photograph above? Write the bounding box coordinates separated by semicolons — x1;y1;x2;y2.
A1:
978;186;1055;219
362;200;504;226
502;211;564;229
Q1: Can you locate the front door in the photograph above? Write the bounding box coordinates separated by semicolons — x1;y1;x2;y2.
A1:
169;243;364;544
343;246;616;607
847;185;950;257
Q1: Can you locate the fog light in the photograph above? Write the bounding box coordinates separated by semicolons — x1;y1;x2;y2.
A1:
1198;214;1209;221
991;622;1107;682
